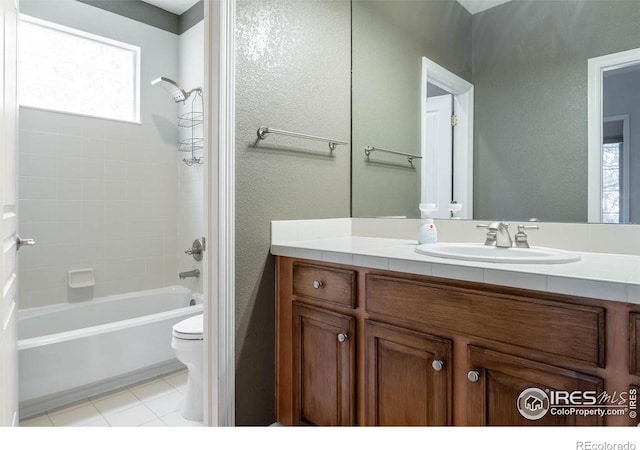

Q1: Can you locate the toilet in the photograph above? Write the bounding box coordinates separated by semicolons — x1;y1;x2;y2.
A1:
171;313;204;422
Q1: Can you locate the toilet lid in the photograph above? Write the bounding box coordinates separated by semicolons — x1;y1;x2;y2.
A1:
172;314;203;340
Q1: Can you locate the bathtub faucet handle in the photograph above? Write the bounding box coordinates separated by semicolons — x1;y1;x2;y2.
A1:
185;239;204;262
16;235;36;251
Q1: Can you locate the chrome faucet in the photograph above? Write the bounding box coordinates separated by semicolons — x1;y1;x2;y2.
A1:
477;222;512;248
179;269;200;279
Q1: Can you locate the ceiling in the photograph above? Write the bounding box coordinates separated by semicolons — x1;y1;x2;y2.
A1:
143;0;511;16
143;0;512;17
457;0;511;14
141;0;199;15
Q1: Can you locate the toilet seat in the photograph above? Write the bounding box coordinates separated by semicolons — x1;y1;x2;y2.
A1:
172;314;203;340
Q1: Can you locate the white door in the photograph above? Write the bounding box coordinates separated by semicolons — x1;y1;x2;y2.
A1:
422;94;453;219
0;0;19;427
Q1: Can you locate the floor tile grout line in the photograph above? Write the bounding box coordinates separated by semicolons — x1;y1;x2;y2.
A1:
22;370;188;427
129;381;181;406
88;386;141;425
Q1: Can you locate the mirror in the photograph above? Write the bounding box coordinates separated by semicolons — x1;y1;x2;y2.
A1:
351;0;640;223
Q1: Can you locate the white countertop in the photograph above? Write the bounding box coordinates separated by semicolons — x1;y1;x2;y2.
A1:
271;234;640;305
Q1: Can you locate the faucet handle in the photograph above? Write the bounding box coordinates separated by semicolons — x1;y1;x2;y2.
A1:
514;224;539;248
477;223;499;246
477;222;509;230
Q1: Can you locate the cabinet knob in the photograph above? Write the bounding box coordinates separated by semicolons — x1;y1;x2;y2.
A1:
467;370;480;383
312;280;323;289
431;360;445;371
337;333;347;343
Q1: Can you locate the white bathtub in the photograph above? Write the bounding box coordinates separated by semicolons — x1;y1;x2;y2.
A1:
18;286;203;418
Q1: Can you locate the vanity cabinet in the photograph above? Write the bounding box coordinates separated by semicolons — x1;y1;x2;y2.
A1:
466;346;603;426
276;256;633;426
291;302;355;425
364;320;452;425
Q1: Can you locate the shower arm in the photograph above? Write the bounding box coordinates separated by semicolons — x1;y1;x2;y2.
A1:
183;87;202;102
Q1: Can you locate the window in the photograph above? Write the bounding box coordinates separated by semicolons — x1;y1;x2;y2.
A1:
18;15;140;122
601;142;622;223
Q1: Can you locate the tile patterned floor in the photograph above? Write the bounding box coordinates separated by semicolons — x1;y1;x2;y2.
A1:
20;369;202;427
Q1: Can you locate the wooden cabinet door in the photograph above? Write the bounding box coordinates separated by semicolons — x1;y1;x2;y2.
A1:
292;302;355;425
467;346;604;426
365;321;452;426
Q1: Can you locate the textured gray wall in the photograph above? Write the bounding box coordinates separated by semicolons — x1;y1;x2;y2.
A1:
235;0;351;424
473;0;640;222
604;69;640;223
352;1;471;218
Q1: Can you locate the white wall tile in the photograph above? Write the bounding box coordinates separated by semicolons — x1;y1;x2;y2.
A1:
82;180;105;201
17;9;187;310
19;177;57;199
83;137;106;160
19;199;57;223
56;201;84;222
105;160;127;181
19;153;58;177
105;181;127;201
52;134;84;158
57;179;83;201
83;201;106;221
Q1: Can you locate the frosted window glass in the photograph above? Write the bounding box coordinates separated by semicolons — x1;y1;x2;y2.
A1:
601;143;621;224
18;16;140;122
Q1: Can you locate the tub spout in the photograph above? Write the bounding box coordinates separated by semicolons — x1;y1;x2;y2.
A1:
179;269;200;279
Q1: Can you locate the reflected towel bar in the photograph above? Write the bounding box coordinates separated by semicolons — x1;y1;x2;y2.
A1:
364;145;423;165
257;126;348;151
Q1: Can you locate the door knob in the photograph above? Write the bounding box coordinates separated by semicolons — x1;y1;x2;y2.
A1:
337;333;347;343
431;360;445;371
16;235;36;251
467;370;480;383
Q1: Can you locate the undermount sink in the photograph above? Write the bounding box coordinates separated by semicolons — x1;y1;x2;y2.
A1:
415;242;582;264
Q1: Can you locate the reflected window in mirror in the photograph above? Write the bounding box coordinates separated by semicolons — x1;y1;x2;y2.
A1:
601;142;623;224
588;48;640;224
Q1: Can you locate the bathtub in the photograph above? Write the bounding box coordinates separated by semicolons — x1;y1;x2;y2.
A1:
18;286;203;418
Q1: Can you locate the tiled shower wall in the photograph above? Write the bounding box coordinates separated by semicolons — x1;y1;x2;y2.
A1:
17;1;182;309
18;110;180;309
177;20;205;294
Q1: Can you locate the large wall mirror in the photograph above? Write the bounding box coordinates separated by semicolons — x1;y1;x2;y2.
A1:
351;0;640;223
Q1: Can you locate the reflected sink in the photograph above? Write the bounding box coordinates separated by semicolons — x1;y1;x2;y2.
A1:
415;243;581;264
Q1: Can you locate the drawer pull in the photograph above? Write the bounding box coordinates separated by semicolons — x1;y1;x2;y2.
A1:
337;333;347;343
467;370;480;383
431;360;445;371
312;280;323;289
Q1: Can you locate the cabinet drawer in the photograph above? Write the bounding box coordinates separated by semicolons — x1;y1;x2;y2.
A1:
293;262;356;308
366;274;605;367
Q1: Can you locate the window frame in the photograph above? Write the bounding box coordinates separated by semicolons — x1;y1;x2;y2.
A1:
18;14;142;124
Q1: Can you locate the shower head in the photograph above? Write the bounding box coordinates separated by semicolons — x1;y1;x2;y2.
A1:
151;77;189;103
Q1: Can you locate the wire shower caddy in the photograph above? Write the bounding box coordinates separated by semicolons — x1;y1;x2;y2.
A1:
178;88;203;166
